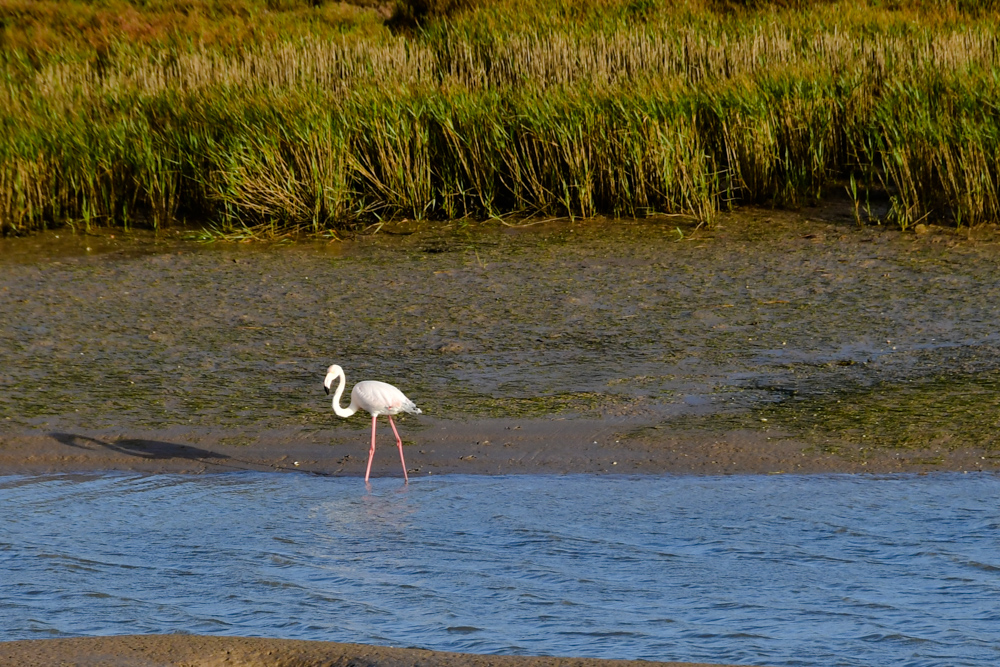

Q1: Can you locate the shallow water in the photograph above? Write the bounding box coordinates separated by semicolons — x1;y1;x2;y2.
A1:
2;472;998;666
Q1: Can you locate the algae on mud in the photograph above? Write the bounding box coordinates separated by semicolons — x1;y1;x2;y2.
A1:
2;209;1000;474
654;369;1000;463
753;371;1000;456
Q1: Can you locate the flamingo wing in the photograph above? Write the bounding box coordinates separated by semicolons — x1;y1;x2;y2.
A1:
352;380;420;416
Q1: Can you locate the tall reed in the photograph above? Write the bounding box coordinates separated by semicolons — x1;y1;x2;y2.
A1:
1;1;999;234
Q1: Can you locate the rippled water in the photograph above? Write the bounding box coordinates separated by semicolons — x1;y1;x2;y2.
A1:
2;473;998;666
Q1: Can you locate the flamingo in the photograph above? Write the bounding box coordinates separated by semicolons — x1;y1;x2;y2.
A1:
323;364;421;483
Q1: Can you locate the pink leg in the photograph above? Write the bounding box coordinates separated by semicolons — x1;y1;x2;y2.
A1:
388;416;409;483
365;414;377;483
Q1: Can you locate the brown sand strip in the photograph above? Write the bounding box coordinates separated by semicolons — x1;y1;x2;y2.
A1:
0;635;752;667
1;418;995;477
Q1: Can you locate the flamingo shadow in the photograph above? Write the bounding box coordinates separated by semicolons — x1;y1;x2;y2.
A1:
48;432;229;462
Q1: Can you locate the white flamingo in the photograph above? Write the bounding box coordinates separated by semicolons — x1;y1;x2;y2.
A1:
323;364;421;483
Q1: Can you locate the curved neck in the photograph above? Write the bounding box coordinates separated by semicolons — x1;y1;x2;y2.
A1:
330;370;358;418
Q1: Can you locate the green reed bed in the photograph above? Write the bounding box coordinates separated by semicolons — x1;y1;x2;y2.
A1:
1;0;999;234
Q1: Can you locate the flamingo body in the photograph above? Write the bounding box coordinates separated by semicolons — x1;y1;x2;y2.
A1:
350;380;420;417
324;364;420;483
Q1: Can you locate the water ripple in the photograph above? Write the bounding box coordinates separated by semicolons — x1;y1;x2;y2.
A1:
1;473;999;666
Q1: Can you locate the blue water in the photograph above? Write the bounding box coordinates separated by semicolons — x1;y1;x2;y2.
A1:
1;473;998;666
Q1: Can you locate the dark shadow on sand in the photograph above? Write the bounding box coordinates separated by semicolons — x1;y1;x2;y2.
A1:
45;432;333;475
49;432;229;462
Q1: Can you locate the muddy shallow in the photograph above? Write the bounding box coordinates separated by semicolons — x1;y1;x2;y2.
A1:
2;204;1000;477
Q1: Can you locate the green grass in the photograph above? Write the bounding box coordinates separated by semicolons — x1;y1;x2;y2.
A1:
1;0;1000;235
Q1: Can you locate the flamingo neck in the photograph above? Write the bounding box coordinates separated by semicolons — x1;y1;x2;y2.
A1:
330;370;358;418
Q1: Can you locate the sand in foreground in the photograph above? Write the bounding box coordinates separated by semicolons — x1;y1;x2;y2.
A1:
0;635;754;667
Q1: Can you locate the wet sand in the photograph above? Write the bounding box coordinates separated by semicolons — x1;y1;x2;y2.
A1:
0;635;743;667
0;417;996;478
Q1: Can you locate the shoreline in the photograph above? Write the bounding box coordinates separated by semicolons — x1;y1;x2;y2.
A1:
2;418;997;478
0;635;748;667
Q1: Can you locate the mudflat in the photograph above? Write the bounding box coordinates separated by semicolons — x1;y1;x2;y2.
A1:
2;205;1000;478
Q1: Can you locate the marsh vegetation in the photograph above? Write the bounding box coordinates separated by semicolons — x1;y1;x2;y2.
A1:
1;0;999;236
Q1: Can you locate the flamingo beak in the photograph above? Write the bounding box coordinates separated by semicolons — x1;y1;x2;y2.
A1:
324;384;331;395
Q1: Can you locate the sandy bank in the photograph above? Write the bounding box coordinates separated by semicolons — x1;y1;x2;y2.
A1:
0;635;752;667
1;418;996;478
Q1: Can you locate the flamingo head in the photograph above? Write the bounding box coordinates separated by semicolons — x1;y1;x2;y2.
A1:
323;364;344;395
